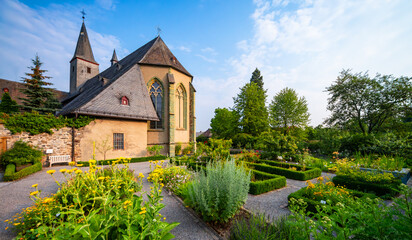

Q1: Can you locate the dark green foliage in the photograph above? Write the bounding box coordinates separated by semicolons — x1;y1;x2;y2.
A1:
249;68;264;89
76;155;167;166
288;186;377;214
232;133;256;149
1;112;94;135
332;175;400;199
0;92;19;114
19;54;58;113
233;82;268;136
196;135;208;143
248;161;321;180
325;69;412;134
210;108;239;139
0;141;42;167
254;130;299;160
249;169;286;195
3;162;42;181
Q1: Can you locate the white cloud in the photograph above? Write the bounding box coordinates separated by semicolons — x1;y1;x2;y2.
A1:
178;46;192;52
95;0;116;10
195;54;216;63
201;47;218;55
0;0;126;92
220;0;412;127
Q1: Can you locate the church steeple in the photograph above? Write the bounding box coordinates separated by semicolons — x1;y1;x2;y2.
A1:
111;49;118;66
71;22;98;64
70;21;99;94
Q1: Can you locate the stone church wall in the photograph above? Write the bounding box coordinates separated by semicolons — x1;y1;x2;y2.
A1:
0;123;83;165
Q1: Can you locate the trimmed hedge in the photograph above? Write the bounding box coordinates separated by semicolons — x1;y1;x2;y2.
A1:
249;169;286;195
3;162;42;181
288;186;376;213
332;175;401;199
77;155;167;166
247;161;321;181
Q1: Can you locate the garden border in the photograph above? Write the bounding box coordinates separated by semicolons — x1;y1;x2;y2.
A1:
249;169;286;195
3;162;42;181
248;161;321;180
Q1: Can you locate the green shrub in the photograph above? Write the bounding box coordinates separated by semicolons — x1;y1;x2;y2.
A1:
182;144;193;155
146;145;164;156
249;169;286;195
175;142;182;155
230;214;296;240
248;161;321;180
0;141;43;167
232;133;256;149
198;138;232;161
3;162;42;181
332;175;400;199
1;111;93;135
184;159;251;223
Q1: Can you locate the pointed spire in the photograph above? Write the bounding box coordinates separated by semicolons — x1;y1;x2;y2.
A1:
71;22;98;64
110;49;118;66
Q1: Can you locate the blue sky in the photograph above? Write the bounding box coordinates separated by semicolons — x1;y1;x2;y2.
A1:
1;0;411;131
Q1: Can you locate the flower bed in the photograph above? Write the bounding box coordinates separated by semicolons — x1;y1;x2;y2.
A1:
6;159;178;239
249;169;286;195
332;175;400;199
76;155;167;166
247;160;321;180
288;178;376;213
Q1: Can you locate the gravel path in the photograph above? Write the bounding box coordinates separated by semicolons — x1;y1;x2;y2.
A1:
0;162;220;240
245;172;336;220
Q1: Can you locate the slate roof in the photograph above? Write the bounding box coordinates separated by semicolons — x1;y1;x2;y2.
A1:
59;36;192;121
71;22;98;64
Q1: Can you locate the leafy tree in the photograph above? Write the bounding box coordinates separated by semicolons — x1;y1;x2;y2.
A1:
233;82;268;136
210;108;239;139
250;68;264;89
0;92;19;114
325;69;412;134
20;54;60;112
269;87;310;128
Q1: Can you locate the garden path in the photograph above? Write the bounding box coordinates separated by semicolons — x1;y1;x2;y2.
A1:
0;162;221;240
244;172;336;220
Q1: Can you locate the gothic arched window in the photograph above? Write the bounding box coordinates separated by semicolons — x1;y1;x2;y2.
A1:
176;84;187;129
149;81;163;129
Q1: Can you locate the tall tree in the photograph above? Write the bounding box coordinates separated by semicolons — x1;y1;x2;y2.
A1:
269;87;310;128
325;69;412;134
210;108;239;139
20;54;59;112
0;92;19;114
250;68;264;89
233;82;268;136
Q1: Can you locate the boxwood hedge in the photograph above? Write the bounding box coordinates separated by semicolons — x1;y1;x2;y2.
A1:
332;175;401;199
249;169;286;195
248;160;321;180
3;162;42;181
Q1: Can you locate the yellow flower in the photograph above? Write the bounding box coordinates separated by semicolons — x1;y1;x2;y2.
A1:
98;177;105;180
317;176;324;182
30;191;39;196
76;164;83;167
138;173;145;178
75;169;82;174
42;198;53;204
13;223;20;226
31;184;38;188
69;162;75;166
59;169;67;173
88;159;96;164
163;217;166;220
5;227;8;230
139;210;146;215
47;170;56;175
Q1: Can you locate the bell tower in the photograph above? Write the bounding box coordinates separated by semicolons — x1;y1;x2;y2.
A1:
70;19;99;93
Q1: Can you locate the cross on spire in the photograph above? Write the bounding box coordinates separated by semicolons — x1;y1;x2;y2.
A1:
156;26;162;36
81;9;86;21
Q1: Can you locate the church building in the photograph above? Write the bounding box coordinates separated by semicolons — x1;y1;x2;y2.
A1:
59;22;196;160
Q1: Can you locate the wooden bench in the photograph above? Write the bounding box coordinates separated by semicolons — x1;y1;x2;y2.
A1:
49;155;71;167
